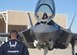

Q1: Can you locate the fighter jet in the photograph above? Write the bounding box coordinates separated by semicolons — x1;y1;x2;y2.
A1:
0;0;77;55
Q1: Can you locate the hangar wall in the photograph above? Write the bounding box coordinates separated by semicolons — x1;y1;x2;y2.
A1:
0;16;6;32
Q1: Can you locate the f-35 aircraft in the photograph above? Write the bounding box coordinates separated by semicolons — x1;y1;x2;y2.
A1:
0;0;77;55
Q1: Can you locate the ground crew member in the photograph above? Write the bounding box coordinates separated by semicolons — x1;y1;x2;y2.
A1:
0;30;29;55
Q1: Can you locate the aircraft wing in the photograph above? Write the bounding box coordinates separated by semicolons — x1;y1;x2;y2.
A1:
61;27;77;39
19;29;35;48
0;33;9;37
72;33;77;39
71;33;77;43
70;33;77;48
73;34;77;46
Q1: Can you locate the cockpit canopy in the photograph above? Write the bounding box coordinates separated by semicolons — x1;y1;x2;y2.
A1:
35;0;55;22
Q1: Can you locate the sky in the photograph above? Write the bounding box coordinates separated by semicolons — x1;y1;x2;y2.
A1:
0;0;77;33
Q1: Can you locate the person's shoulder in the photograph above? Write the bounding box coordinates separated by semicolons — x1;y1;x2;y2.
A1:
17;40;25;45
1;41;9;47
16;40;27;47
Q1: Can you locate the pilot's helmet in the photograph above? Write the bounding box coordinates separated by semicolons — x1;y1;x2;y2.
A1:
42;12;48;20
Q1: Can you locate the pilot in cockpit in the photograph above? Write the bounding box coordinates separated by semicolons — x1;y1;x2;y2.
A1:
42;12;48;20
42;12;54;25
36;12;55;25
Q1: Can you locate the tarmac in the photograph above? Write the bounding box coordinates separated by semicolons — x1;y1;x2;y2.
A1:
28;44;77;55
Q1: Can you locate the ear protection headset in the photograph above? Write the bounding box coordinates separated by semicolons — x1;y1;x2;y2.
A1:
9;30;19;39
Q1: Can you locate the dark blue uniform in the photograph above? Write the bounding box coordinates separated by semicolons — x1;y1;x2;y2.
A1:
0;39;29;55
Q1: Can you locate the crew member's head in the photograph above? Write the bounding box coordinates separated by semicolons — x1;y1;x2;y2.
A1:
42;12;48;19
9;30;19;40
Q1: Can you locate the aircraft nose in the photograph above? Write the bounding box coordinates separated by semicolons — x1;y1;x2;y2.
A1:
32;24;58;44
